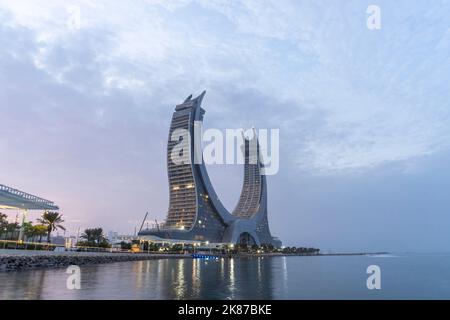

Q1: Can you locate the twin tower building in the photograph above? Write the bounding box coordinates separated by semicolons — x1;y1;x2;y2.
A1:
139;92;281;247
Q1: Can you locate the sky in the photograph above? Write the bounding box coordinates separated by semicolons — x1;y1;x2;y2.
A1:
1;0;450;252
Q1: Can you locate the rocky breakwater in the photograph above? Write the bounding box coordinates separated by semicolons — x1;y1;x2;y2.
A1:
0;252;190;272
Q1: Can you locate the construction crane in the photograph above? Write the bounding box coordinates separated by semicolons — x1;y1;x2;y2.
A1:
138;212;149;234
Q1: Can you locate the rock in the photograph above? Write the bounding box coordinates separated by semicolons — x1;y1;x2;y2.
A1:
0;253;190;272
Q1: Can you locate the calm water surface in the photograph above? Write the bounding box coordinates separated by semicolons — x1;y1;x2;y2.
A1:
1;254;450;300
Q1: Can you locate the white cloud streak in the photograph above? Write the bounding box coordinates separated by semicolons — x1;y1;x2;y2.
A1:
1;0;450;174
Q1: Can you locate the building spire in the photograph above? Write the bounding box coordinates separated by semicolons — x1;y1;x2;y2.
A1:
194;90;206;105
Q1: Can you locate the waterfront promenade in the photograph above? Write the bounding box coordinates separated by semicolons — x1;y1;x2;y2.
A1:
0;249;385;272
0;250;191;272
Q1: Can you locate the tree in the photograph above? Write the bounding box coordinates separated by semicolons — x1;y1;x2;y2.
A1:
0;213;8;238
93;228;106;244
80;228;109;247
81;228;106;244
0;212;8;227
282;247;291;254
120;241;132;250
22;222;35;240
37;211;65;243
149;242;159;252
80;228;95;243
171;244;183;252
33;225;48;243
5;221;19;240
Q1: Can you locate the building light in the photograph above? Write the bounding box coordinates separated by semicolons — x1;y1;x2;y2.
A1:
173;186;180;191
186;184;194;189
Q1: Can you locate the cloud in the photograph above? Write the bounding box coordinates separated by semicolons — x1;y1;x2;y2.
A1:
2;1;450;250
1;0;450;178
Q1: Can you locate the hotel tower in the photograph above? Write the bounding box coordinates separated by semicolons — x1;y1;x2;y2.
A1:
139;92;281;247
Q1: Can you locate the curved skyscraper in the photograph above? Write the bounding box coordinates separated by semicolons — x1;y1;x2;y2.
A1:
139;92;281;247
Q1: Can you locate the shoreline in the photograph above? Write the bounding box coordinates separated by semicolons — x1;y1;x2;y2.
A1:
220;252;390;259
0;251;190;272
0;250;390;272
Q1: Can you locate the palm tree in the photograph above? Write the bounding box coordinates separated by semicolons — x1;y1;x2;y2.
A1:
81;228;106;245
37;211;65;243
80;228;95;243
93;228;106;244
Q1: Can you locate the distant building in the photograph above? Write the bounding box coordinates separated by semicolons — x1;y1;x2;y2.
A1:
107;231;119;243
107;232;135;244
139;92;281;247
50;235;66;246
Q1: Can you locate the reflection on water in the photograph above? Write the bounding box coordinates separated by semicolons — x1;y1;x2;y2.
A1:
2;254;450;300
0;257;283;300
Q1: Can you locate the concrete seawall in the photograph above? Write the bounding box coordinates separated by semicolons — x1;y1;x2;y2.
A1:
0;250;191;272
